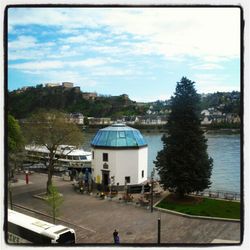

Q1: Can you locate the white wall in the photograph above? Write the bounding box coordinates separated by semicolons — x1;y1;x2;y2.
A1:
114;149;138;185
92;147;148;185
138;147;148;183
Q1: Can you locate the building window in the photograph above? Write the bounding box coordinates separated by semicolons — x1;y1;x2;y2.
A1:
103;163;109;169
119;131;125;138
103;153;108;162
125;176;130;184
142;170;144;178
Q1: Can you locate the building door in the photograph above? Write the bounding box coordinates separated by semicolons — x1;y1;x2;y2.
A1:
102;170;110;191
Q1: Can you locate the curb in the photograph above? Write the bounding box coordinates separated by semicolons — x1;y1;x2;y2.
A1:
11;203;96;233
153;195;240;223
33;192;64;200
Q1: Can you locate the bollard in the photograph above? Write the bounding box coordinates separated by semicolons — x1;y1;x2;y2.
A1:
157;217;161;244
25;171;29;184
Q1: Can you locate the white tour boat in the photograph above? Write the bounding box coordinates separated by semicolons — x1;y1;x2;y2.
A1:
25;144;92;171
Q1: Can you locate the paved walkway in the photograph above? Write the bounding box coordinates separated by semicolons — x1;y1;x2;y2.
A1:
9;173;241;244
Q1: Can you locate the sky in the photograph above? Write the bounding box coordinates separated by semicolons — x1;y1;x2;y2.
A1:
7;7;241;102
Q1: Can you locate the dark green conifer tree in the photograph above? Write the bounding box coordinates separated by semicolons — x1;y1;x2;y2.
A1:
155;77;213;198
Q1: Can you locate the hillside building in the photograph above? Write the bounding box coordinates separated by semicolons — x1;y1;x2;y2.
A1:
62;82;74;88
45;83;60;88
82;92;97;100
69;113;84;125
88;117;111;125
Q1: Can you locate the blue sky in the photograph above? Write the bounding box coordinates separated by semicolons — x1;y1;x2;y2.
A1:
7;7;241;102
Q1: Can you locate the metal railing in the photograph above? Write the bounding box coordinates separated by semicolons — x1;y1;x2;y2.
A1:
192;189;241;201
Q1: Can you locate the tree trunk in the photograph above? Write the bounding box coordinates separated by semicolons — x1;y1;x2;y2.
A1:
177;190;185;199
47;150;55;194
53;203;56;224
47;163;54;194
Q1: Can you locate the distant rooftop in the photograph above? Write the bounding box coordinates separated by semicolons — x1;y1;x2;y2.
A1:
91;123;147;148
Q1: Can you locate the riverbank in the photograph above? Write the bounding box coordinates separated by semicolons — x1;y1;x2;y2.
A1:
82;124;240;134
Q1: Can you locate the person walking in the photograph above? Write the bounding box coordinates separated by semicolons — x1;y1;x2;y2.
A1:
113;229;120;244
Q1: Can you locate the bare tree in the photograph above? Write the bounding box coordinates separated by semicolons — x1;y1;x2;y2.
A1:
23;110;83;193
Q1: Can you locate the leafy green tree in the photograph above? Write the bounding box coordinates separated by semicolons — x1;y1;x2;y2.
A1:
47;184;63;224
8;114;24;153
8;114;24;179
8;114;24;209
23;110;83;193
155;77;213;198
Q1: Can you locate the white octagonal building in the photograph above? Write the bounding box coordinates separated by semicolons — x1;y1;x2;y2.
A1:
91;124;148;188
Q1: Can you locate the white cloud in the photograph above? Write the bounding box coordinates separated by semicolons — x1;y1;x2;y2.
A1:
62;32;102;44
8;35;37;50
8;8;101;31
8;35;57;61
193;73;239;93
102;8;240;60
7;7;240;95
91;45;124;54
60;45;71;51
21;70;44;75
90;66;136;77
202;56;232;63
9;57;112;72
44;70;84;84
68;58;108;67
190;63;224;70
194;73;226;81
63;35;87;44
8;49;44;61
10;60;64;70
59;28;81;35
8;7;240;62
86;32;103;40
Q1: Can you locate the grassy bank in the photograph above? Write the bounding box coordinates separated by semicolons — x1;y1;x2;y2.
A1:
157;195;240;220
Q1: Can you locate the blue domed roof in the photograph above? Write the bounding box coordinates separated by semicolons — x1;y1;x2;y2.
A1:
91;124;147;148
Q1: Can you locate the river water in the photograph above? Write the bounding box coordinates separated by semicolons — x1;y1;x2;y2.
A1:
82;130;241;193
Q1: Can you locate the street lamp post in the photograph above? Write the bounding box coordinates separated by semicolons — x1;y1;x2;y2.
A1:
150;168;155;213
157;213;161;244
110;176;114;198
150;177;153;213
